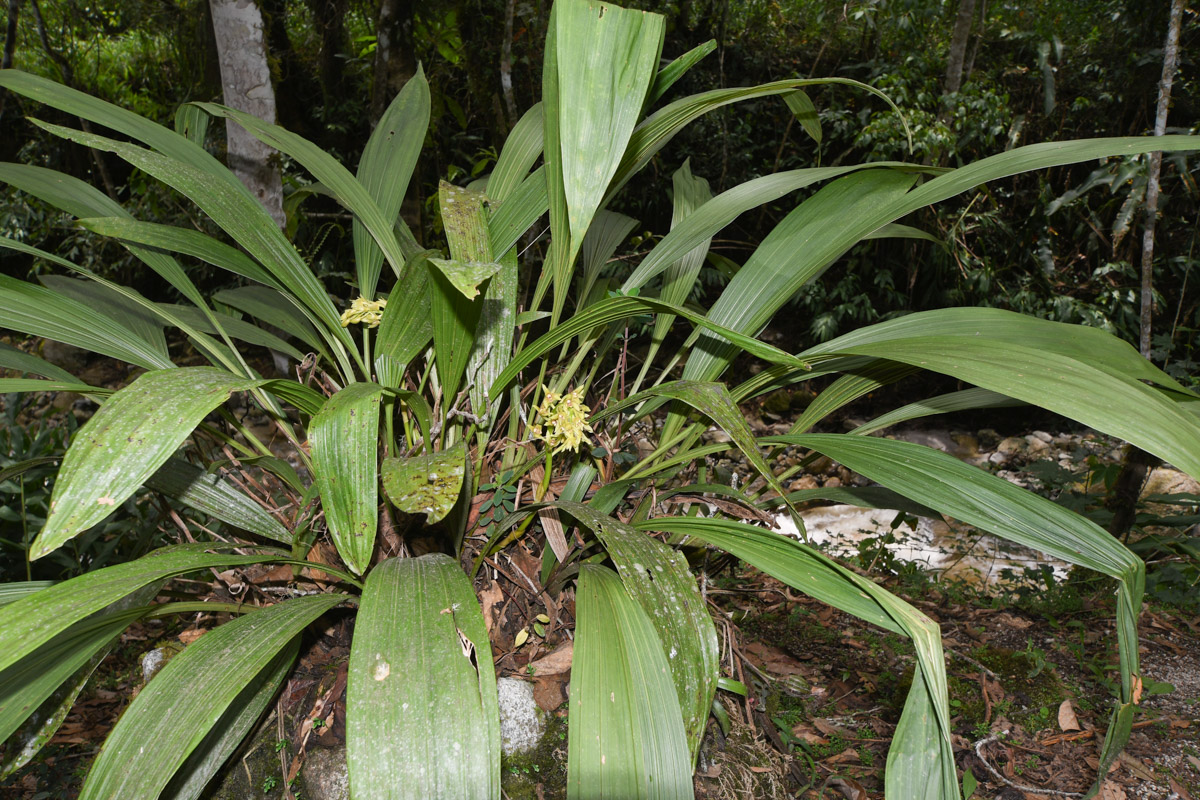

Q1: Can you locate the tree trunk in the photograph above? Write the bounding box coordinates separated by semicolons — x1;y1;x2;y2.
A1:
209;0;285;229
943;0;977;95
1107;0;1183;543
371;0;415;127
1139;0;1184;359
0;0;21;123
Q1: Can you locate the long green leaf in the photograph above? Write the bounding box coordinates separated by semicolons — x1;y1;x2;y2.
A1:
163;637;297;800
466;246;519;427
763;433;1144;790
0;342;77;382
77;216;279;289
490;295;807;398
489;103;544;204
0;543;281;673
644;516;957;799
681;137;1200;387
347;554;499;800
213;284;329;358
568;565;692;800
680;169;918;385
646;40;716;106
145;457;292;544
32;368;265;558
851;387;1022;436
79;594;342;800
374;251;435;371
488;164;548;256
40;275;168;358
0;163;212;310
620;163;929;292
354;66;430;297
310;382;385;575
27;120;353;361
809;336;1200;478
549;0;664;316
195;103;414;292
0;267;173;371
802;307;1194;394
551;501;717;763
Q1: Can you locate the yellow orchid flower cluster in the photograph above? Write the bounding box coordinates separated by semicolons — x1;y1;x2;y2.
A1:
531;385;593;453
339;296;387;328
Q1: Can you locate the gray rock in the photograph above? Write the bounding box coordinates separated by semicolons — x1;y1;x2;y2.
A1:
301;746;349;800
497;678;544;755
1031;431;1053;443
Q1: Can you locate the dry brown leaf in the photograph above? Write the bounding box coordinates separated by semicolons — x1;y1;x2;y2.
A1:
528;641;573;675
177;629;206;645
1097;780;1127;800
813;718;855;738
823;776;868;800
479;579;503;634
1057;698;1081;731
1169;777;1193;800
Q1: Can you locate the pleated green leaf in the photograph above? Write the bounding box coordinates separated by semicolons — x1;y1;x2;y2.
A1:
381;441;467;524
213;285;329;358
0;543;281;673
354;66;430;298
0;605;141;757
433;183;496;405
374;252;435;372
79;594;342;800
489;102;544;204
466;246;519;427
784;90;821;144
642;516;957;799
32;368;265;558
681;169;918;385
763;433;1144;790
163;637;297;800
619;163;927;293
593;380;790;503
195;104;416;294
77;216;279;289
547;0;664;316
428;258;504;301
0;343;77;382
807;336;1200;478
490;295;806;398
0;268;173;371
851;387;1022;436
39;275;168;358
26;121;352;355
145;457;292;544
680;137;1200;387
158;304;305;361
568;565;692;800
488;164;548;256
0;163;214;311
647;40;716;106
310;382;385;575
347;554;499;800
614;77;911;193
577;209;638;309
786;360;916;435
550;501;717;762
802;307;1194;394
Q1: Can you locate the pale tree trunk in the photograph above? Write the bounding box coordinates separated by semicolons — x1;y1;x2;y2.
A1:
1139;0;1184;359
210;0;285;229
371;0;415;127
943;0;977;95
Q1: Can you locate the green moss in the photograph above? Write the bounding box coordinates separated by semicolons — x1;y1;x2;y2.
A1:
947;645;1066;731
500;710;568;800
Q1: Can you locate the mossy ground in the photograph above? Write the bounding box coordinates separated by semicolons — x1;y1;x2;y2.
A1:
499;708;568;800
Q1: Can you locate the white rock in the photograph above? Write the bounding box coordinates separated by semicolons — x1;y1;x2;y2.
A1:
497;678;544;755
